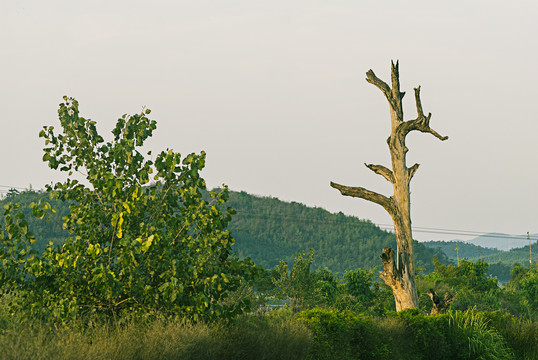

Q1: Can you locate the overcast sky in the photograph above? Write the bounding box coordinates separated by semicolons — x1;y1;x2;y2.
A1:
1;0;537;241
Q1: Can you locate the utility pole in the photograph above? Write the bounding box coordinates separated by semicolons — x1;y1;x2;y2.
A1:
455;245;459;266
527;231;532;267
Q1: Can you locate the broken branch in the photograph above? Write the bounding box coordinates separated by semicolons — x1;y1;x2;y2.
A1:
330;181;397;217
365;163;395;184
366;70;401;119
407;163;420;182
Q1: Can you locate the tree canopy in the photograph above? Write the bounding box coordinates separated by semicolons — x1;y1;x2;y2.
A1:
0;97;254;323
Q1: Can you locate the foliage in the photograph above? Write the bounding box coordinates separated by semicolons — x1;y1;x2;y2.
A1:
422;241;499;261
503;263;538;320
478;244;537;268
343;268;374;303
428;257;498;293
271;250;393;315
1;189;451;275
448;308;514;359
483;310;538;360
0;97;254;323
295;308;385;360
0;314;312;360
273;249;317;312
296;307;527;360
225;191;450;272
0;190;69;253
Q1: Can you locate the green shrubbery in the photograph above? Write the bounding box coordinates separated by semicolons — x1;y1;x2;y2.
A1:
1;98;255;324
295;307;536;360
2;290;537;359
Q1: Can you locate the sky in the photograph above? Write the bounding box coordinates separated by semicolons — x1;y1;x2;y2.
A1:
1;0;537;242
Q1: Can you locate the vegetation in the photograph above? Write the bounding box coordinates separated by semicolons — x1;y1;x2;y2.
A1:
1;97;537;359
2;306;535;360
0;189;450;274
1;98;254;323
423;240;500;261
226;191;448;272
423;240;536;282
0;313;312;360
295;307;537;360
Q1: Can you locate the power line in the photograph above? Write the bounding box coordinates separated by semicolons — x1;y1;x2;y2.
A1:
0;185;31;190
233;211;538;242
1;185;537;243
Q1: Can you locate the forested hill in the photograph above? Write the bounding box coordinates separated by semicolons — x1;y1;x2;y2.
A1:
1;189;449;273
225;191;449;272
422;240;500;261
422;240;537;282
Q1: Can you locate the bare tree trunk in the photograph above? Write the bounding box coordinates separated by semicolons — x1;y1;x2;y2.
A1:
331;61;447;311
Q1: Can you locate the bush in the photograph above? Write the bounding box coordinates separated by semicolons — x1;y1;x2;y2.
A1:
483;311;538;360
296;308;525;360
448;308;514;360
393;309;456;359
1;98;254;323
295;308;387;360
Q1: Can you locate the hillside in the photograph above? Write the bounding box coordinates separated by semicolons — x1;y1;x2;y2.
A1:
475;245;535;267
460;232;537;251
225;191;448;272
1;189;449;273
422;240;500;261
422;239;537;282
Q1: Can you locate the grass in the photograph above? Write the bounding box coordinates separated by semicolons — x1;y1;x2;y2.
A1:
448;308;514;360
0;313;312;360
1;303;537;360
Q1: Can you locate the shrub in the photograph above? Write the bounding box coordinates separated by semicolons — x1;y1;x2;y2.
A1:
295;308;387;360
483;311;538;360
1;98;254;323
448;308;514;360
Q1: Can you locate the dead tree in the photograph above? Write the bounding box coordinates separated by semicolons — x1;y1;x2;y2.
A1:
427;289;454;315
330;61;447;311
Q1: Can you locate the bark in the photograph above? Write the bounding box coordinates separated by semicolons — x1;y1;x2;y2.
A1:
331;61;447;311
427;289;455;315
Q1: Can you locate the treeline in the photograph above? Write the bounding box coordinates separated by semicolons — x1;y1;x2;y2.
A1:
239;249;538;322
225;191;449;272
423;240;534;282
1;189;450;273
423;240;500;260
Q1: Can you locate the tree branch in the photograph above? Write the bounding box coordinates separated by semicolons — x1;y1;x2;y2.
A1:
365;163;395;184
395;86;448;141
407;163;420;183
391;61;404;110
366;70;401;120
330;181;396;216
365;70;391;98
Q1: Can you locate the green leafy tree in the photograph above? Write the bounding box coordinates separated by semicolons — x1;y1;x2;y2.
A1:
1;97;253;322
274;249;316;312
343;268;374;303
430;257;498;293
505;264;538;319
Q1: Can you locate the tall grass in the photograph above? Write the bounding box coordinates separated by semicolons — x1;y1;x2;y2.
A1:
484;311;538;360
0;314;312;360
2;302;537;360
448;308;514;360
